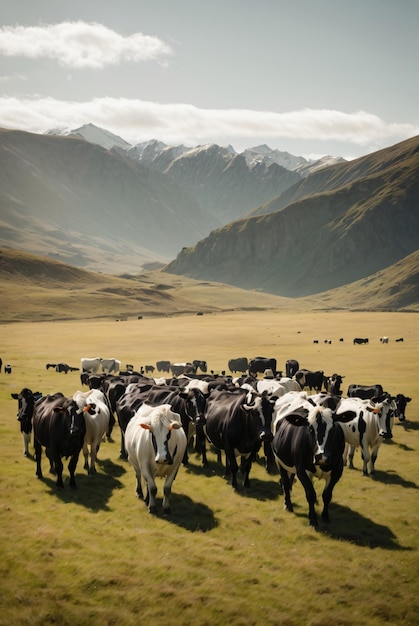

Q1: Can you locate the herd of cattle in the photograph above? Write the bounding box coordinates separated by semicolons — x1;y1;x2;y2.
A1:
11;354;412;526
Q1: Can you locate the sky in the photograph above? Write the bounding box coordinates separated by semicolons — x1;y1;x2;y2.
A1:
0;0;418;160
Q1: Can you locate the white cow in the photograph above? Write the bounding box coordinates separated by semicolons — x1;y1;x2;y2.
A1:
257;376;301;398
73;389;110;474
125;403;187;514
334;395;395;475
81;357;102;373
101;358;121;374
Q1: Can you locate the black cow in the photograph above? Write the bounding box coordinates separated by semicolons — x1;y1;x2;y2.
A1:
11;388;42;456
324;373;344;395
228;357;249;373
33;393;86;488
249;357;277;377
392;394;412;422
204;388;273;489
156;360;171;373
395;338;404;342
295;369;324;392
272;405;345;527
353;338;369;344
285;359;300;378
347;384;384;400
193;360;208;373
55;363;79;374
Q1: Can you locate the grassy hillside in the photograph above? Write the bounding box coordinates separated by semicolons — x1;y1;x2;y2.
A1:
1;248;418;323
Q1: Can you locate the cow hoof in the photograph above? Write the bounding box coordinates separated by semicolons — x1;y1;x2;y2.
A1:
88;468;97;475
149;506;157;515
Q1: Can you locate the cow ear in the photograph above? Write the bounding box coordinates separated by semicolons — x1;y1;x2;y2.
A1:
140;423;152;431
169;422;182;430
406;397;412;403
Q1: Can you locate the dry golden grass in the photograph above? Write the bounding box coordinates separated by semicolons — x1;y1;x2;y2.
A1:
0;310;418;625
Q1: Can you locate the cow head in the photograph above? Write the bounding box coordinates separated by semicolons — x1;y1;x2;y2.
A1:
243;391;273;442
308;406;336;465
11;388;41;433
180;388;207;425
140;405;183;464
367;394;395;439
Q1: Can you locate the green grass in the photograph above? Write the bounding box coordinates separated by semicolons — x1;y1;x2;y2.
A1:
0;311;418;625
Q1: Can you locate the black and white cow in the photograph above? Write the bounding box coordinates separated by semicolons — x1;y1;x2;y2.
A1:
204;388;274;489
324;373;345;395
124;403;187;515
353;338;369;345
334;394;395;475
11;388;42;456
295;369;324;392
272;403;345;527
192;360;208;373
33;393;86;488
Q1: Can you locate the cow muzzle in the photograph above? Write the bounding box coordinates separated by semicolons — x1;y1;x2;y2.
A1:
259;430;273;442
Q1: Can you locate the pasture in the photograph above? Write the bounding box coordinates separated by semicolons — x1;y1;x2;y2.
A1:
1;310;418;626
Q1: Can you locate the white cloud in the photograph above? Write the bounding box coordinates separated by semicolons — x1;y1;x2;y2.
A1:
0;95;416;154
0;21;173;68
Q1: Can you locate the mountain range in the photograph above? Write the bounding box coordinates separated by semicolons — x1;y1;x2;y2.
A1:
0;123;418;307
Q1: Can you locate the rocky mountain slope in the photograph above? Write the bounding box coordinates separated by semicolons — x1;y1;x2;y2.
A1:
165;136;419;297
0;128;215;273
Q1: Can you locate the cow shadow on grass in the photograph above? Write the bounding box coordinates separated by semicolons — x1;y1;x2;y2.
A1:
154;493;218;532
316;503;413;551
371;469;418;489
41;458;127;511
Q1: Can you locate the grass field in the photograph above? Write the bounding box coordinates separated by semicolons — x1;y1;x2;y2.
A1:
1;310;418;625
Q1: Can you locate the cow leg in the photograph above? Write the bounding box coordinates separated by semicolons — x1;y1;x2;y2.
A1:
106;414;115;441
23;432;31;457
264;440;277;475
360;444;370;476
162;471;178;515
35;440;43;479
54;456;64;488
369;444;381;475
68;451;81;488
88;440;100;475
279;466;293;512
146;480;158;514
120;431;128;460
240;454;253;488
321;463;343;523
225;447;239;489
347;445;356;469
296;468;318;527
83;440;89;471
195;423;208;466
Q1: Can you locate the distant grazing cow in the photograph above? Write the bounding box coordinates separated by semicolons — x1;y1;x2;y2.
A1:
11;388;42;456
347;384;384;400
313;340;319;344
156;361;171;373
204;388;274;489
272;404;345;527
285;359;299;378
101;359;121;374
125;403;187;514
228;357;249;373
33;393;86;488
249;357;277;377
81;357;102;373
4;364;12;374
193;360;208;373
55;363;79;374
380;337;389;344
145;365;155;374
395;337;404;342
295;369;324;392
171;362;195;376
73;389;111;474
353;338;369;345
334;394;395;475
